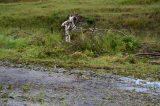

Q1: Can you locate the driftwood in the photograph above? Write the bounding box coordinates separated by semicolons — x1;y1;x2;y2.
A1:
149;61;160;65
136;52;160;57
136;52;160;65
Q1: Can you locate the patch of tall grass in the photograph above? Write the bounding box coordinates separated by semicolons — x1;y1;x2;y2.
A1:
22;32;63;59
22;46;45;59
0;34;28;49
70;32;139;55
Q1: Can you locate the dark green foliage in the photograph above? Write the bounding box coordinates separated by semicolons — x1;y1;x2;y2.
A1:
85;16;96;26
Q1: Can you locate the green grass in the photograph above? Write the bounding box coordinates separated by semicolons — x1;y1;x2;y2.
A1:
0;34;28;49
0;32;159;80
0;0;159;34
21;83;32;92
0;0;159;81
0;83;3;91
32;91;46;104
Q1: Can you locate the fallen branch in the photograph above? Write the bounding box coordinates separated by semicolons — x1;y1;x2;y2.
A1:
136;52;160;56
149;61;160;65
76;27;128;36
109;29;128;36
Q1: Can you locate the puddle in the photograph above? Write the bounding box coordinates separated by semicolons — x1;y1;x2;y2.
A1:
118;77;160;95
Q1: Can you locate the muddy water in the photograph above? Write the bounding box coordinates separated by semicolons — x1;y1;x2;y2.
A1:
0;65;160;106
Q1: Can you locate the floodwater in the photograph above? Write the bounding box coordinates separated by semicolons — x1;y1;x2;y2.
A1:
0;63;160;106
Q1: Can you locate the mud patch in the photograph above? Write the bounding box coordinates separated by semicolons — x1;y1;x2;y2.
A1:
0;65;160;106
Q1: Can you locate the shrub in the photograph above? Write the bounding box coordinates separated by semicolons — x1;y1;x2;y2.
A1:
70;31;139;55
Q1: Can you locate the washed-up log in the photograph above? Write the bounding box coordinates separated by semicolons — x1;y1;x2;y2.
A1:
136;52;160;57
149;61;160;65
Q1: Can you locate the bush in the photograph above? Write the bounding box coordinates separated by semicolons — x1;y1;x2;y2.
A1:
70;31;139;55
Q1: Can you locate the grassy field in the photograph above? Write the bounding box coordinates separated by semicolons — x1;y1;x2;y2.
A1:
0;0;160;80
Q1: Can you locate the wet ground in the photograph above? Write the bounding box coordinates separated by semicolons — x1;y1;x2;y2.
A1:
0;62;160;106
